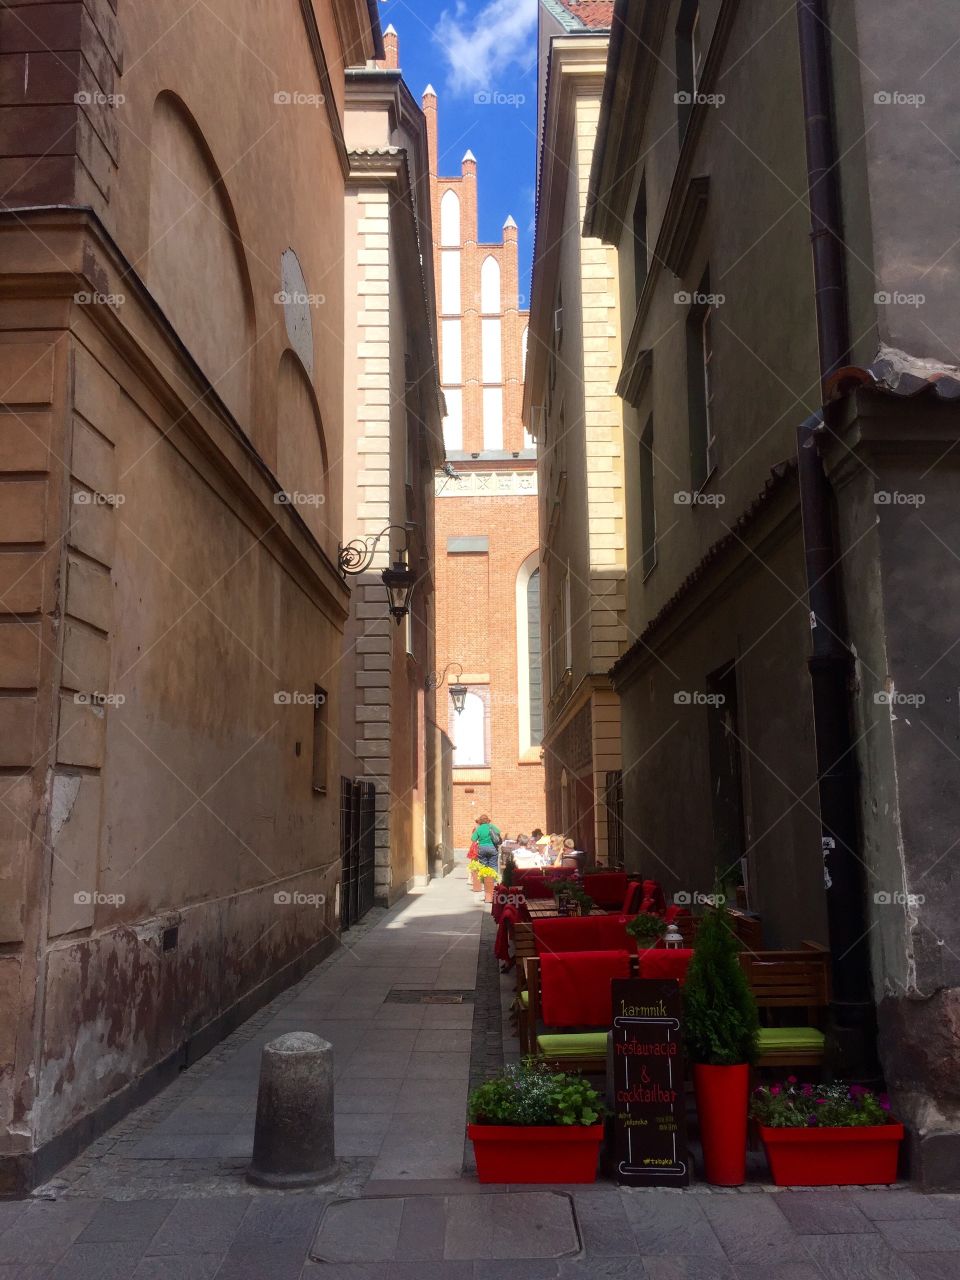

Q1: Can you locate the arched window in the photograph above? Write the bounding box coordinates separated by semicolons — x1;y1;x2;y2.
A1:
453;691;486;766
516;552;543;754
440;189;461;246
480;255;500;313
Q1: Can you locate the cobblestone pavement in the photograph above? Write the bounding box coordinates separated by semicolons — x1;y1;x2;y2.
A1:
0;867;953;1279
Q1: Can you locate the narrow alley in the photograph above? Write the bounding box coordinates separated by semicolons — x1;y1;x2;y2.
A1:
0;865;950;1278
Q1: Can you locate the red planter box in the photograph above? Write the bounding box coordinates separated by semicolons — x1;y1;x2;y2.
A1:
759;1123;904;1186
467;1123;604;1184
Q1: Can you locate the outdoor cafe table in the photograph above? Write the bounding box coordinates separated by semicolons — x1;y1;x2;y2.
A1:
524;900;606;919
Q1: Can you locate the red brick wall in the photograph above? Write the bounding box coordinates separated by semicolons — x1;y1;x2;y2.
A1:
428;84;545;847
434;491;545;845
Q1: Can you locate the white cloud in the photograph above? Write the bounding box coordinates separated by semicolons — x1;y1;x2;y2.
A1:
434;0;538;95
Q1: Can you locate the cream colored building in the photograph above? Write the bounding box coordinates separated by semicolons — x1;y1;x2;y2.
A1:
341;29;448;907
524;1;625;862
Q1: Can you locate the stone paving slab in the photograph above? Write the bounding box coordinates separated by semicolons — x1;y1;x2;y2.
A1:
311;1192;580;1262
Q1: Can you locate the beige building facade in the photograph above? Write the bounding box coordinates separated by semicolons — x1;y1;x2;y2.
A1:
0;0;381;1191
340;29;449;908
524;1;624;862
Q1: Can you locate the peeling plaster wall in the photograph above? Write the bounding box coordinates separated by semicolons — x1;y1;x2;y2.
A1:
0;0;365;1186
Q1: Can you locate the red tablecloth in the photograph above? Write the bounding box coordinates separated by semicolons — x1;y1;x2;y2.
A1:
583;872;629;911
637;947;694;984
540;949;632;1027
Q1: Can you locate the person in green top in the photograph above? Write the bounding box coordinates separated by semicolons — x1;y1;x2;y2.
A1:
471;814;501;873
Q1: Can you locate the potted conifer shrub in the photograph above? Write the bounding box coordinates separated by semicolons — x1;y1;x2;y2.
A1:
467;1060;605;1183
682;903;759;1185
751;1080;904;1185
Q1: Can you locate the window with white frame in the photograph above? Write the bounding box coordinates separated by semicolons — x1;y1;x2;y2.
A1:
441;318;462;383
442;387;463;451
440;250;461;313
482;386;503;450
440;188;460;246
480;255;500;313
452;689;487;766
516;553;543;753
481;317;502;382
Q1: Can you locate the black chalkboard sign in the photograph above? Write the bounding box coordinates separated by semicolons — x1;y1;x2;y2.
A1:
606;978;689;1186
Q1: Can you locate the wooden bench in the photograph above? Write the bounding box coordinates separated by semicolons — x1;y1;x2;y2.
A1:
739;950;831;1068
521;954;630;1071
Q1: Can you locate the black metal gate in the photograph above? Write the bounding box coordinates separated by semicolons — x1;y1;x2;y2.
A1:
604;769;624;869
340;776;376;931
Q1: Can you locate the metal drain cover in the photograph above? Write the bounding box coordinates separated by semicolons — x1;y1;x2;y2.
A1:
385;987;476;1004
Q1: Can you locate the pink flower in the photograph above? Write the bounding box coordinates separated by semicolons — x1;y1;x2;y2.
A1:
769;1085;781;1096
801;1083;813;1097
787;1075;798;1084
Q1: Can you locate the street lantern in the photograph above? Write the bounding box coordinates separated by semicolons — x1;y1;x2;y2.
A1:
381;550;415;626
426;662;467;714
338;524;416;625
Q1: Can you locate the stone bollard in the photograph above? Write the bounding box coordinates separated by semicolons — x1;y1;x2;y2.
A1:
246;1032;336;1187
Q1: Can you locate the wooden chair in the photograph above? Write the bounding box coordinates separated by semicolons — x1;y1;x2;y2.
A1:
739;950;831;1068
508;922;538;1039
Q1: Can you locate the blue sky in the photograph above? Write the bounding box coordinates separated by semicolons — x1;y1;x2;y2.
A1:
378;0;539;299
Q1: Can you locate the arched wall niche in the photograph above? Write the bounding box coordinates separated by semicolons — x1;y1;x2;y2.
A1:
147;91;256;430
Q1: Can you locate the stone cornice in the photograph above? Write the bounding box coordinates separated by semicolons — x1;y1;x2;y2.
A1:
523;34;610;421
434;470;538;498
299;0;352;179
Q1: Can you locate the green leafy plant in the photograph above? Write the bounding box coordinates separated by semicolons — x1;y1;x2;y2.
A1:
501;857;516;888
751;1080;894;1128
626;913;666;944
682;901;759;1066
468;1060;604;1127
550;879;595;914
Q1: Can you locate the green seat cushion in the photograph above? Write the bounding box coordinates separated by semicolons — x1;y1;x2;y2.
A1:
519;991;529;1009
758;1027;825;1051
537;1032;608;1058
